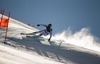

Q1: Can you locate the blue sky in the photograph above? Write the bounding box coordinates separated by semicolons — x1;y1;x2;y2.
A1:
0;0;100;37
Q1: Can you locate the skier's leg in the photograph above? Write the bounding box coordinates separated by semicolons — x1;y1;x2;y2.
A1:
38;30;48;36
42;30;49;36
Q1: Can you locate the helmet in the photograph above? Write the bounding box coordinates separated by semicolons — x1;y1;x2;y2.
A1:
48;23;52;26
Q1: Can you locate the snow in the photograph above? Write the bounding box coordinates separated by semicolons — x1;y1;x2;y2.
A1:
52;28;100;53
0;14;63;64
0;43;63;64
0;14;100;64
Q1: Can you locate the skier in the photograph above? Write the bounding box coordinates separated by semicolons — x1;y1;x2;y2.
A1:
34;23;52;42
21;23;52;42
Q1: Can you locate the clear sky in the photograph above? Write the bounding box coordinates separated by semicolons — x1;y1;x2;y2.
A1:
0;0;100;37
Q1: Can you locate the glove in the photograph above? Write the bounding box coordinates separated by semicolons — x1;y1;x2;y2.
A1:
48;38;50;42
37;24;40;26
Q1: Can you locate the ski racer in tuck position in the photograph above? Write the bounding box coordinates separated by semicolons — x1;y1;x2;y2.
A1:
21;23;52;42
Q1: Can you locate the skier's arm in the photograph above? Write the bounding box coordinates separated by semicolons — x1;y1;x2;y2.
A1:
37;24;47;27
48;30;52;42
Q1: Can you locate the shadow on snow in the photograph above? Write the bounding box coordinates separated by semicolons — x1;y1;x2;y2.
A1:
7;37;100;64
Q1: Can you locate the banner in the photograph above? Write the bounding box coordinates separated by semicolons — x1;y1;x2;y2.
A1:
0;17;9;28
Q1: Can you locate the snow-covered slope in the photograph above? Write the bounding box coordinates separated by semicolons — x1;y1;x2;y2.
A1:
0;14;100;64
0;14;63;64
0;43;63;64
